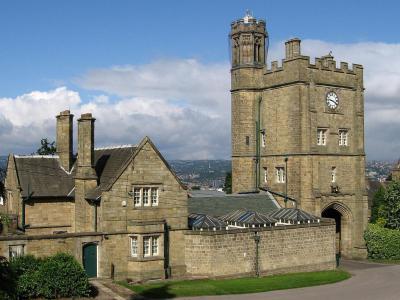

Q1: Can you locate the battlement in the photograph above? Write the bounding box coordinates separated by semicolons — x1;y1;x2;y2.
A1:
266;56;363;76
230;11;266;34
266;38;363;76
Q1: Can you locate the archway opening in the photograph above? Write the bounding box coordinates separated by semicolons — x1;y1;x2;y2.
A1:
322;207;342;254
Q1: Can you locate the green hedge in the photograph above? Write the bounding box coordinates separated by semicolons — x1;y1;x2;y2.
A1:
364;223;400;259
5;253;90;299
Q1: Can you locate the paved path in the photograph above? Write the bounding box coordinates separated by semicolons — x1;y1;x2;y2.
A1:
183;260;400;300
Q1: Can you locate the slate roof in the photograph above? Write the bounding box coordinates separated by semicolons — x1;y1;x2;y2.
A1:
13;145;137;200
14;156;74;198
86;146;137;200
268;208;320;223
188;192;279;217
188;213;226;230
220;209;277;226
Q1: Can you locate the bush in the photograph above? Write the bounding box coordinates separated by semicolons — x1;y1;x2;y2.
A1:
0;256;16;299
10;255;42;298
37;253;90;298
364;223;400;259
5;253;90;299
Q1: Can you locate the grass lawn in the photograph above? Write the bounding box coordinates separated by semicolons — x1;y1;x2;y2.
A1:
118;269;350;299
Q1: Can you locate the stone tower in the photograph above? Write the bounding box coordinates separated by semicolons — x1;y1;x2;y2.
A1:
230;12;368;258
230;11;267;192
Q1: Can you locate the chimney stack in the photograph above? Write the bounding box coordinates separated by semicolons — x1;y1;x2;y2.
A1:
56;110;73;172
76;113;97;180
285;38;301;59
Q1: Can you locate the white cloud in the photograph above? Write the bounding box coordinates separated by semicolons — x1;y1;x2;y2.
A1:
1;41;400;160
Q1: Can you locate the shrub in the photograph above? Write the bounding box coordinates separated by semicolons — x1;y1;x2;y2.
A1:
37;253;90;298
10;255;42;298
364;223;400;259
0;256;16;299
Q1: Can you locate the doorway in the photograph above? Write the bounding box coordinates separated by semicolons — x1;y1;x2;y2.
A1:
83;243;97;278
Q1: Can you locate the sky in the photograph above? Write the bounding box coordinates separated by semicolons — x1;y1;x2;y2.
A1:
0;0;400;160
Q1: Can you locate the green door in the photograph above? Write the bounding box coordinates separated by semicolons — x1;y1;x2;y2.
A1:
83;243;97;278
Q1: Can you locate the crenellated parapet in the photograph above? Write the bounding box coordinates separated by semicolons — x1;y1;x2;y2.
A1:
230;11;268;68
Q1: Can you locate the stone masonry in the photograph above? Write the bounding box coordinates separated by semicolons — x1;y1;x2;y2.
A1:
230;12;368;259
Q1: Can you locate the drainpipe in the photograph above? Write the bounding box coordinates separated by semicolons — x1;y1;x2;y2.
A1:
94;201;97;232
164;223;171;279
285;157;288;208
255;96;262;190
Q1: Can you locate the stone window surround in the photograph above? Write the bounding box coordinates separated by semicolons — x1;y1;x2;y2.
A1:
338;129;349;146
9;244;24;259
132;185;160;208
275;166;285;183
317;128;328;146
128;234;163;261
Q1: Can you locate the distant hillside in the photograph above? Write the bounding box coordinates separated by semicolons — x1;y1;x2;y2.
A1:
168;160;231;188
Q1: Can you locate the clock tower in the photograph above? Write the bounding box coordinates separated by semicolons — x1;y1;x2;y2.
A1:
230;13;368;259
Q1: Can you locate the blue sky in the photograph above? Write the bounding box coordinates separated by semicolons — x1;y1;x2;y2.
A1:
1;0;398;97
1;1;400;159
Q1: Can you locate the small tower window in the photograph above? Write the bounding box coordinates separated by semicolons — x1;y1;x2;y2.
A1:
276;167;285;183
263;167;268;184
261;130;266;147
331;167;337;183
339;129;348;146
317;128;327;146
245;136;250;146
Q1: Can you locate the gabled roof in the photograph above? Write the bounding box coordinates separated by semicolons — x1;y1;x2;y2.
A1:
10;137;185;201
188;192;279;217
13;155;74;198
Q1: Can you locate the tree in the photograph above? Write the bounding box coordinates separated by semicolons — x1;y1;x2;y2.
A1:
36;138;56;155
370;186;385;223
223;172;232;194
378;181;400;229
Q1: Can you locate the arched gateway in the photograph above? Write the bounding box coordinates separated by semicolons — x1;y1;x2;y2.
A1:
321;202;353;258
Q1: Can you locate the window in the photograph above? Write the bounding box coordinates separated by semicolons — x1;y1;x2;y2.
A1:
133;187;159;207
151;188;158;206
317;128;327;145
339;129;348;146
263;167;268;184
130;236;138;257
0;196;3;206
261;130;266;147
143;237;151;257
133;188;141;207
276;167;285;183
143;188;150;206
151;236;159;256
245;136;250;146
331;167;337;183
9;245;24;259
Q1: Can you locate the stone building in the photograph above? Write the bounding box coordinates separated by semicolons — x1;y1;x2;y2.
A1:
230;12;368;258
0;109;336;280
0;12;339;281
1;110;188;280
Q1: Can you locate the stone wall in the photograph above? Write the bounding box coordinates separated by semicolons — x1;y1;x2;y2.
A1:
185;220;336;278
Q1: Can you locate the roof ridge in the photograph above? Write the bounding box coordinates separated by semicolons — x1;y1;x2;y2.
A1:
14;155;59;158
94;144;137;150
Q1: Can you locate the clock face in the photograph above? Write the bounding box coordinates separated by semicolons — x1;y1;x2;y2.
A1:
326;91;339;109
